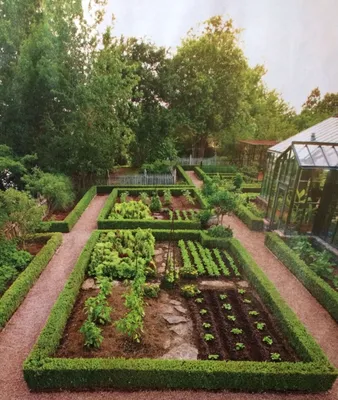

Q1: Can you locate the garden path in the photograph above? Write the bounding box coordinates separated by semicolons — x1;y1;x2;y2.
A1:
186;170;203;189
0;177;337;400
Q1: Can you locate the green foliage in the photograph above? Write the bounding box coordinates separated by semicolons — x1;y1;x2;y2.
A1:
207;225;233;239
24;168;75;213
255;322;266;331
235;204;264;231
178;240;198;278
197;209;213;229
199;309;208;315
180;284;200;298
208;354;219;360
120;192;129;203
231;328;243;335
265;233;338;322
263;336;273;346
271;352;282;362
233;173;244;189
235;342;245;351
182;189;195;205
88;230;155;280
209;190;237;224
149;193;162;212
141;160;173;174
162;256;179;289
84;295;112;325
227;315;236;322
202;322;211;329
163;189;172;206
0;188;45;242
139;192;150;205
0;233;62;328
143;283;160;298
249;310;259;317
222;303;232;311
204;333;214;341
80;321;103;348
109;201;153;220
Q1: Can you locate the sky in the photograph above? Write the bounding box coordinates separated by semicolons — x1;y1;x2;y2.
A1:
83;0;338;112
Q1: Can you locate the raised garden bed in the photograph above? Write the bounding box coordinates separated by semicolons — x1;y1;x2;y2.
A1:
0;233;62;328
40;186;96;233
265;233;338;322
24;229;337;392
97;188;207;230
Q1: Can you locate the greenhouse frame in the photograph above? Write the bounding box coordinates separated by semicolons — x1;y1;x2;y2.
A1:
260;116;338;247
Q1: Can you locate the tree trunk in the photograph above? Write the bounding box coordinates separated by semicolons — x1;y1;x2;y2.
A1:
197;136;208;158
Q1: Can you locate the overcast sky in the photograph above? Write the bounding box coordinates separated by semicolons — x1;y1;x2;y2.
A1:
84;0;338;112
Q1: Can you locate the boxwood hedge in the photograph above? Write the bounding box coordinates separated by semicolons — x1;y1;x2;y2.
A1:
265;233;338;322
235;204;264;231
23;229;337;392
0;233;62;328
97;187;207;230
41;186;96;233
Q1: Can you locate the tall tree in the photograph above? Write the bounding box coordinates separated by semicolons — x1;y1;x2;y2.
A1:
170;17;248;157
118;38;176;166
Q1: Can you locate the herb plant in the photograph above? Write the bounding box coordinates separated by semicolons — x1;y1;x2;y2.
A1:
235;342;245;351
204;333;215;341
263;336;273;346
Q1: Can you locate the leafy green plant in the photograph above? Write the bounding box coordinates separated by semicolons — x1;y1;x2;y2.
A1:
199;308;208;315
243;298;251;304
109;200;153;220
84;295;112;325
227;315;236;322
120;191;129;203
207;225;233;239
163;189;172;206
182;189;195;205
204;333;214;341
197;209;213;228
162;256;179;289
195;297;204;303
233;173;244;190
235;342;245;351
219;294;227;300
149;193;162;212
248;310;259;316
80;320;103;348
255;322;266;331
202;322;211;329
143;282;160;298
271;352;281;361
208;354;219;360
179;240;198;278
238;288;246;295
139;192;150;205
231;328;243;335
181;284;200;298
209;190;237;224
222;303;232;310
263;335;273;346
96;276;113;298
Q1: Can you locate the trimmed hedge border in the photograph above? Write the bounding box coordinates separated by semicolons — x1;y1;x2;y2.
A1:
265;233;338;322
41;186;96;233
0;233;62;329
97;187;207;230
176;165;194;185
96;184;194;194
23;229;337;392
235;204;264;231
241;183;262;193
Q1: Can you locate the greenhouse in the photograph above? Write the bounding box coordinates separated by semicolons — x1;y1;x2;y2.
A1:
260;116;338;247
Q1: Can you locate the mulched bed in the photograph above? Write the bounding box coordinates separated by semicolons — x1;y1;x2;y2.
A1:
43;207;74;222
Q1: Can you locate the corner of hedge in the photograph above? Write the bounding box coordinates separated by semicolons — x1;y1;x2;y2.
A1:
265;233;338;323
235;204;264;231
0;233;62;329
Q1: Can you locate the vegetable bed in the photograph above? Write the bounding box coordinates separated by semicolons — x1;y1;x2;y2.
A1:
24;229;337;392
97;188;207;230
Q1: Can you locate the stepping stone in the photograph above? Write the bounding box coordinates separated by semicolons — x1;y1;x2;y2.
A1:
81;278;98;290
237;280;250;288
199;280;236;290
169;300;181;306
154;249;163;256
161;342;198;360
170;323;189;337
174;305;187;314
161;338;171;350
163;315;187;324
159;304;176;314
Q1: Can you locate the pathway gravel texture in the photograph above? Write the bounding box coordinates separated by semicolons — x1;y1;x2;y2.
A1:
186;170;203;189
0;177;337;400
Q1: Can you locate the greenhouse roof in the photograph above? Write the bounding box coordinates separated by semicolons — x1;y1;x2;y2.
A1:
269;116;338;154
269;116;338;169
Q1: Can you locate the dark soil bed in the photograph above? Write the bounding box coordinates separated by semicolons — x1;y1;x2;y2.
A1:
43;207;74;222
21;237;49;256
188;287;298;362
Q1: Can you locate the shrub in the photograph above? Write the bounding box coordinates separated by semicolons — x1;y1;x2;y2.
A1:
197;209;213;229
149;194;162;212
24;168;75;213
207;225;233;239
80;320;103;348
109;201;153;220
143;283;160;298
141;160;173;174
180;284;200;298
233;173;244;189
209;190;237;224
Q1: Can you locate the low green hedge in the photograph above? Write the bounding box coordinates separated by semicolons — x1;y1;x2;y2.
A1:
23;230;337;392
97;187;207;230
265;233;338;323
194;166;209;182
201;165;237;173
235;204;264;231
41;187;96;233
241;183;262;193
0;233;62;329
96;184;194;194
176;165;194;185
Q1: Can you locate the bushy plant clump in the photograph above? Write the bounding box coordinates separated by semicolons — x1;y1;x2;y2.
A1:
207;225;233;239
0;238;32;295
141;159;173;174
88;230;155;280
109;201;153;220
149;194;162;212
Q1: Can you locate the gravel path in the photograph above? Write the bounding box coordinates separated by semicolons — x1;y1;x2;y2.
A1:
186;170;203;189
0;179;337;400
